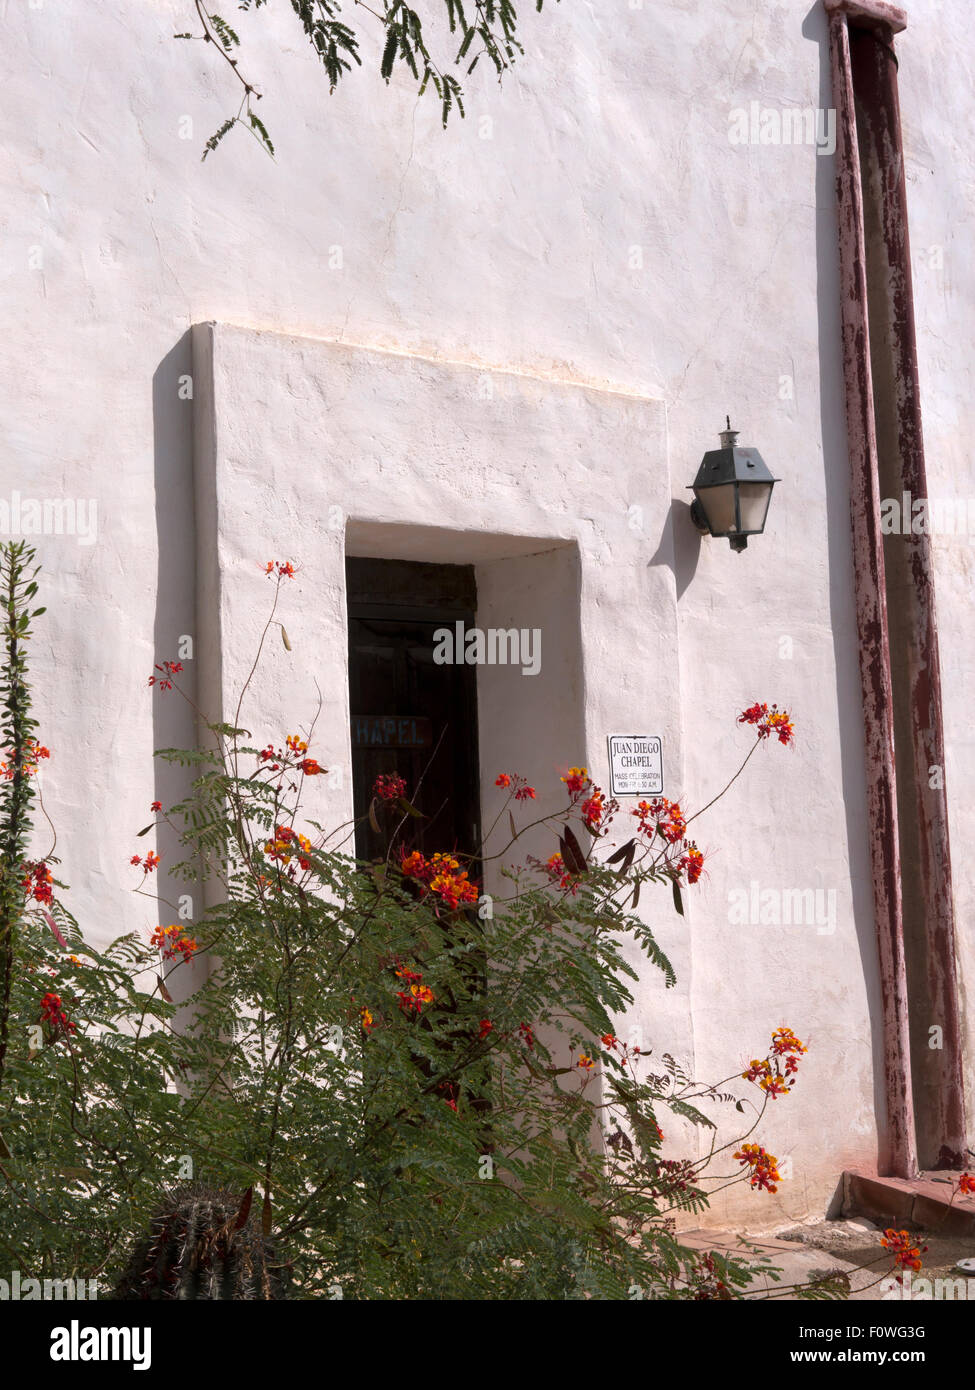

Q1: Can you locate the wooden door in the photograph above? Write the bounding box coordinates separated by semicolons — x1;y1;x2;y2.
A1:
347;558;480;864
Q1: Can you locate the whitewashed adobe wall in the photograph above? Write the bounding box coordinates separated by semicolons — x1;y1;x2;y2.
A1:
2;0;972;1227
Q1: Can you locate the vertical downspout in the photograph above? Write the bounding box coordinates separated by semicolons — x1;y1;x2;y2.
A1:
825;0;917;1178
846;17;967;1169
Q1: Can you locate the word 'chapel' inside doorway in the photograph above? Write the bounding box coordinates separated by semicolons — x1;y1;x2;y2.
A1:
347;557;481;864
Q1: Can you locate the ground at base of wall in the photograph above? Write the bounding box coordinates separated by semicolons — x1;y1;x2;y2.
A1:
679;1218;975;1300
776;1218;975;1301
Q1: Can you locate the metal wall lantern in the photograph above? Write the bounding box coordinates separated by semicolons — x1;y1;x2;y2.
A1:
689;419;779;552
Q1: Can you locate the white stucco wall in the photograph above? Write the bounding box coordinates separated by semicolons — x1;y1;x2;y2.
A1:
3;0;972;1227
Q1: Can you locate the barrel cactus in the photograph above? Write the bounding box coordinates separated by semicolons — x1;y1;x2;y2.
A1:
113;1184;285;1300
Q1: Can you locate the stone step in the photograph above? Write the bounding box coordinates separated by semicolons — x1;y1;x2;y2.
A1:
842;1170;975;1235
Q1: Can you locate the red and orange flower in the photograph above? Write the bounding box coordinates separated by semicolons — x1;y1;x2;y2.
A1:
130;851;160;873
400;849;478;910
742;1027;807;1097
881;1228;925;1274
495;772;535;801
151;924;198;964
373;772;407;801
678;842;705;884
734;1143;781;1193
581;788;606;831
394;965;435;1015
21;861;53;904
148;660;183;692
40;992;76;1037
561;767;588;794
265;824;314;870
633;797;686;844
1;739;50;779
738;702;796;746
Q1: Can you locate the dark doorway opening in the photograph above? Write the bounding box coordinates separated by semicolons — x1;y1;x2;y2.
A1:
347;557;481;864
347;557;488;1120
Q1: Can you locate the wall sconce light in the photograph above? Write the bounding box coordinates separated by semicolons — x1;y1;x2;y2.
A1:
688;419;779;552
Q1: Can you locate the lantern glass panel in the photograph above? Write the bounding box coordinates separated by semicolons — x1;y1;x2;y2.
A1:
697;482;737;534
737;481;773;532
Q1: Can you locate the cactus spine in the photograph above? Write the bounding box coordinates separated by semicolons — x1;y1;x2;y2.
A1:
113;1184;284;1300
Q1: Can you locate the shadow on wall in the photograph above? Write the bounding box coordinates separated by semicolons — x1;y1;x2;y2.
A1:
151;333;205;1003
803;2;889;1172
647;497;703;601
475;541;588;1090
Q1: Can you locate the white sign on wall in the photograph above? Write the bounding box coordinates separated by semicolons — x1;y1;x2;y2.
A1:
607;735;663;797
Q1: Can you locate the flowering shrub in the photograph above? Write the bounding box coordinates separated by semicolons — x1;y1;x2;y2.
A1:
0;543;909;1302
0;543;202;1283
104;566;830;1300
